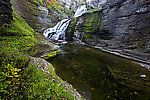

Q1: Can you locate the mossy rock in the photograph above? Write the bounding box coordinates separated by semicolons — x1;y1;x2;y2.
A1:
66;10;101;41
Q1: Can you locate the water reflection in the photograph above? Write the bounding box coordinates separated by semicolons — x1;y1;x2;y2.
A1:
48;44;150;100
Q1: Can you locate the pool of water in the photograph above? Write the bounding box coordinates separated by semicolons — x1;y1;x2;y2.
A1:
48;44;150;100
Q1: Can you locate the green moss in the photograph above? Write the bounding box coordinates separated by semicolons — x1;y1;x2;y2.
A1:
0;5;76;100
18;65;76;100
84;33;92;38
0;7;38;52
85;14;94;27
99;40;105;43
74;17;77;23
80;11;101;34
0;53;76;99
48;5;52;9
137;41;145;47
33;0;39;5
44;52;57;59
66;17;79;40
1;9;35;36
86;8;100;14
39;0;44;6
27;2;42;16
12;0;45;31
84;33;96;41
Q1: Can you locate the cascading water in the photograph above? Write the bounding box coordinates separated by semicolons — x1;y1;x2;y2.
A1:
74;5;87;18
43;5;87;44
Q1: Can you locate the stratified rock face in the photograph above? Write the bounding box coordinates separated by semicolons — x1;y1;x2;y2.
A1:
98;0;150;42
66;10;101;41
0;0;13;26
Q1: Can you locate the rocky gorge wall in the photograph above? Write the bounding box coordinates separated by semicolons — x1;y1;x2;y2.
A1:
0;0;13;26
67;0;150;64
99;0;150;42
66;9;101;44
93;0;150;63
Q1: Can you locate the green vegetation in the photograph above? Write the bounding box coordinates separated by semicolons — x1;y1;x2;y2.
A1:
0;7;76;99
44;52;57;60
40;0;44;6
84;33;96;41
66;17;78;40
12;0;45;32
1;10;35;36
0;7;38;51
20;65;75;100
99;40;105;43
82;12;101;33
137;41;145;47
0;52;75;99
86;8;100;14
67;10;101;41
49;1;68;19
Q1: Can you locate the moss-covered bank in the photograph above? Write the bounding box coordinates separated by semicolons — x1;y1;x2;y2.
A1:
0;6;80;100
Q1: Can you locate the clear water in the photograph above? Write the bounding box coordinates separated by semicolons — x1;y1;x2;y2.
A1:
48;44;150;100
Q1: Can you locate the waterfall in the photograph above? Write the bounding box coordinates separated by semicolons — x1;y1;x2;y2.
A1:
50;19;71;40
43;5;87;44
74;5;87;18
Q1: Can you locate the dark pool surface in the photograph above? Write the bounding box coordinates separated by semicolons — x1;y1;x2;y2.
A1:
48;44;150;100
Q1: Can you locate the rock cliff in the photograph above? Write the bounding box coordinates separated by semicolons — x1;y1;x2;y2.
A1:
0;0;13;26
95;0;150;62
67;0;150;63
99;0;150;41
66;9;101;43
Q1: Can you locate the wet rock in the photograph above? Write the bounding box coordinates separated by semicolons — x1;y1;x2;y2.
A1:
29;57;52;74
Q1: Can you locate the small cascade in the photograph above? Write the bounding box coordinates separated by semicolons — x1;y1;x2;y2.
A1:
50;19;71;40
43;19;68;38
74;5;87;18
43;5;87;44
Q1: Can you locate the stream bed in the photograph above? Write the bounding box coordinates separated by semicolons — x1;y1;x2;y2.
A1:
48;43;150;100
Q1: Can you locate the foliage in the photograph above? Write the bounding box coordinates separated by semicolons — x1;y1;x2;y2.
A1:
0;64;21;95
0;52;75;99
0;50;29;99
19;65;75;100
0;6;76;99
